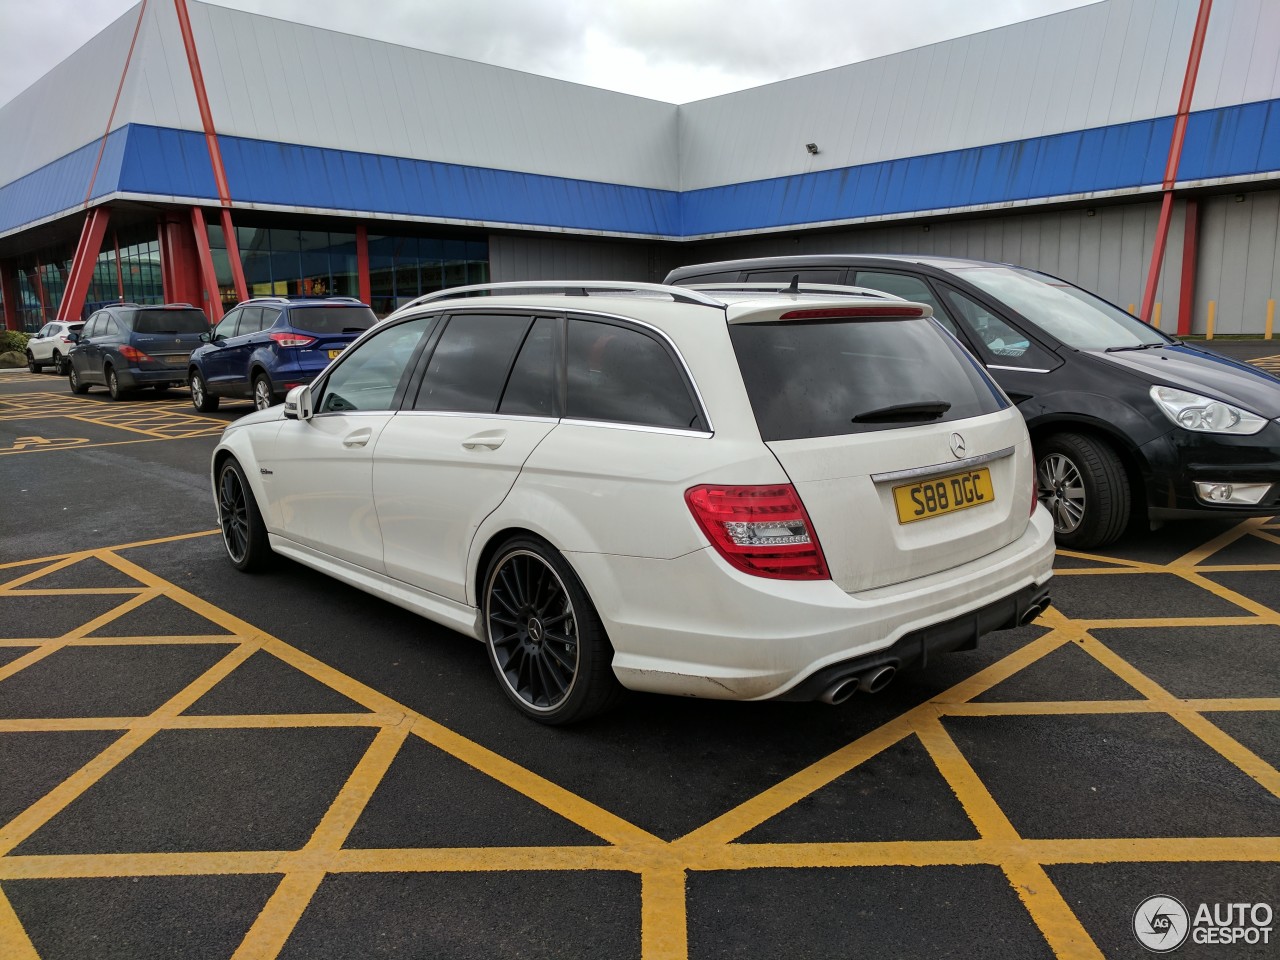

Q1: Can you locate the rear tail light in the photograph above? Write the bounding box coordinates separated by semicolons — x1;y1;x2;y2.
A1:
269;332;317;348
779;306;926;320
59;336;74;343
685;484;829;580
118;345;153;364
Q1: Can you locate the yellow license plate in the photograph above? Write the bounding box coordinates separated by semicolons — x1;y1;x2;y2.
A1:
893;468;995;524
327;348;344;360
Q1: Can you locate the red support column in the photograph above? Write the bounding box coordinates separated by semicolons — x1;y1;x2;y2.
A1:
219;209;249;303
31;263;50;324
356;224;372;306
1177;199;1200;336
189;207;224;323
1;264;19;331
57;207;112;321
1140;0;1214;324
158;212;210;316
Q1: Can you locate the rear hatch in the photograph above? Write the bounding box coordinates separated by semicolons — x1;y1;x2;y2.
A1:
727;301;1033;593
283;305;378;368
128;308;211;369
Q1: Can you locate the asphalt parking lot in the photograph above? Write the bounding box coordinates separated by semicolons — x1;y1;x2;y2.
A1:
1;352;1279;960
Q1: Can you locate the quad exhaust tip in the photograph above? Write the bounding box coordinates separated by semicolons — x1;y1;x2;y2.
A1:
1019;599;1049;626
819;664;898;705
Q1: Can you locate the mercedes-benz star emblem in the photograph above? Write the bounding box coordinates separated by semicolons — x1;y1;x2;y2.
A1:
950;433;967;459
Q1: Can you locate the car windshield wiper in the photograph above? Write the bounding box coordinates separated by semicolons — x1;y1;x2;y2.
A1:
1105;342;1166;352
851;400;952;423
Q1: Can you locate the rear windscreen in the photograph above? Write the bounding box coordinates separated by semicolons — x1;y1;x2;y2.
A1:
287;307;377;334
729;318;1008;441
128;310;209;334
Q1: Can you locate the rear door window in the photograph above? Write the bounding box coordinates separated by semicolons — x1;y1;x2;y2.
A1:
566;319;705;430
498;317;559;417
729;317;1007;441
233;307;264;337
413;313;532;413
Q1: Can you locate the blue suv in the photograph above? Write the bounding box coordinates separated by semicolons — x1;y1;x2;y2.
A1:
187;297;377;412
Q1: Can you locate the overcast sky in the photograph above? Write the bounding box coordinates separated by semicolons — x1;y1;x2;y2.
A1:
0;0;1096;108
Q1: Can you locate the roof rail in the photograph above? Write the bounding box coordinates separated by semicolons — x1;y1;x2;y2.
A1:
687;282;895;299
401;281;727;310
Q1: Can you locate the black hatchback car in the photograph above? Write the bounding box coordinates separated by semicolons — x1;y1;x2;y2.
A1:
666;255;1280;548
67;303;210;400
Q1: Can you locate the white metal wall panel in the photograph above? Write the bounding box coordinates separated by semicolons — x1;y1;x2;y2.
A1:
1192;0;1280;111
122;0;203;134
678;0;1206;191
1196;192;1280;335
183;1;678;190
0;4;145;188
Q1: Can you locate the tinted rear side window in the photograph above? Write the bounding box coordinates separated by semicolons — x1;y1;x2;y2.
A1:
128;309;209;334
566;319;704;430
287;306;377;334
729;319;1007;441
415;313;532;413
499;317;558;417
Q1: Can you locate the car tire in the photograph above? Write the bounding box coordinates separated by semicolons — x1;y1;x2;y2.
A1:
216;458;272;572
482;537;621;725
252;373;276;411
190;370;219;412
1036;432;1130;549
68;364;89;394
26;351;40;373
105;365;125;401
50;350;62;374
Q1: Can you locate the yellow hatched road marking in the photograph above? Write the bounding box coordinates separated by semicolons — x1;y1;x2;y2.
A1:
0;519;1276;959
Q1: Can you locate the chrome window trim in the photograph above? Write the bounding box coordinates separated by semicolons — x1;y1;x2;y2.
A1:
987;364;1051;374
871;446;1016;483
389;409;711;437
393;410;559;425
559;418;714;439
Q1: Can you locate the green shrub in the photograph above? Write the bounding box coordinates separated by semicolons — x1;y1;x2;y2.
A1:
0;330;30;354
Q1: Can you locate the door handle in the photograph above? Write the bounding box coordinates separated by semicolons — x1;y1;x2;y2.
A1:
342;428;373;448
462;431;506;450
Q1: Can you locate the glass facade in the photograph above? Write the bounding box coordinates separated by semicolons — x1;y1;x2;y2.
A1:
206;224;487;317
367;236;489;316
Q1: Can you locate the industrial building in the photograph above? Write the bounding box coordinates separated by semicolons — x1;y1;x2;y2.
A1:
0;0;1277;334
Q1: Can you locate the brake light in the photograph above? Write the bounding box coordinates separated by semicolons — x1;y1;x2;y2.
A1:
778;306;926;320
269;332;316;348
118;345;153;363
59;336;74;343
685;484;829;580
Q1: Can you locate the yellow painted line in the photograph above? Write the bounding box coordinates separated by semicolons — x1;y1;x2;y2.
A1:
0;852;287;880
1003;860;1105;960
1172;516;1270;567
0;635;240;648
0;587;149;596
0;555;79;589
1073;616;1269;630
1177;569;1280;620
232;871;326;960
0;884;40;960
1250;530;1280;548
1053;550;1155;570
1052;567;1163;576
0;713;392;734
0;529;218;571
943;697;1280;716
916;715;1019;840
641;867;688;960
680;626;1075;849
0;432;222;457
0;589;160;683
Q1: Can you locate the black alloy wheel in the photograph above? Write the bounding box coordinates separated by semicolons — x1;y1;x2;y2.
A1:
483;539;619;724
216;459;271;572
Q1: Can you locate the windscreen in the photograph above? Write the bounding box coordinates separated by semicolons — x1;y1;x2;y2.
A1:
128;309;209;334
730;318;1008;441
288;306;377;334
957;266;1169;351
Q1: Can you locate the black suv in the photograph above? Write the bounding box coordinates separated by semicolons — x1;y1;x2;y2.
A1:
667;255;1280;547
67;303;210;400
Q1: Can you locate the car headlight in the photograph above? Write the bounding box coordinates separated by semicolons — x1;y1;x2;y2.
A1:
1150;386;1267;435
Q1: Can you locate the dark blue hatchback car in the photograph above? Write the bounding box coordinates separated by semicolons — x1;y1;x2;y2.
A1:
187;296;378;411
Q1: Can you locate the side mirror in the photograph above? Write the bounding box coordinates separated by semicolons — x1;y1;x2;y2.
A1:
283;385;314;421
199;332;211;343
67;333;80;343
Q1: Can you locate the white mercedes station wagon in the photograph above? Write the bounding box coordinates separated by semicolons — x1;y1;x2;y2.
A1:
211;282;1054;724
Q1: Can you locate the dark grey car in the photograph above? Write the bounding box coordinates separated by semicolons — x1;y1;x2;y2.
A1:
68;303;210;400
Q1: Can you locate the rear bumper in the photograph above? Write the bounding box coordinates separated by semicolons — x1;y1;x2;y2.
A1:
569;506;1055;701
116;366;188;388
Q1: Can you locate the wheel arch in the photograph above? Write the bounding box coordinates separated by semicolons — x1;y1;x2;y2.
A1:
1027;416;1149;519
470;526;594;611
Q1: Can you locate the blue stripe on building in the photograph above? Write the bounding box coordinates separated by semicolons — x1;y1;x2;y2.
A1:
5;97;1280;240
